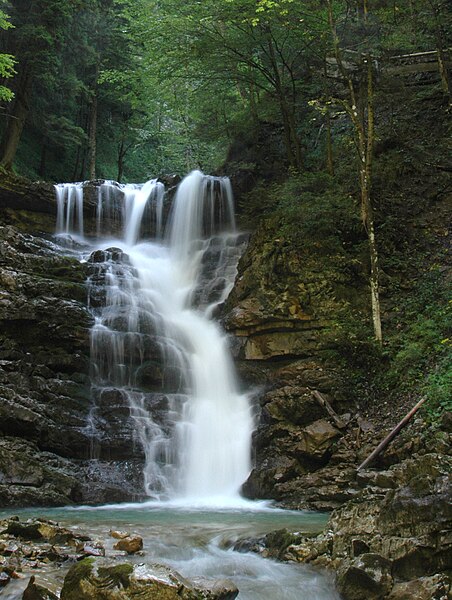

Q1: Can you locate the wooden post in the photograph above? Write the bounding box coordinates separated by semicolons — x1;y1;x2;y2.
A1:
357;397;427;471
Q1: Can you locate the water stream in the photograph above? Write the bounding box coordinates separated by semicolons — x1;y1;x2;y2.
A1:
0;505;339;599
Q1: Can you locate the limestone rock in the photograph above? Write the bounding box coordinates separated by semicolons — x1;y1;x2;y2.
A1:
113;536;143;554
337;553;393;600
109;530;130;540
22;575;58;600
295;419;341;460
386;575;451;600
60;558;239;600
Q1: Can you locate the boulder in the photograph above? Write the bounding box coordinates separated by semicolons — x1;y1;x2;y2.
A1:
113;536;143;554
60;558;239;600
295;419;341;460
109;530;130;540
22;576;58;600
336;553;393;600
386;575;451;600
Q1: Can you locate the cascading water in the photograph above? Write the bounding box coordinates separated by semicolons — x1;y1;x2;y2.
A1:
16;173;342;600
55;172;252;504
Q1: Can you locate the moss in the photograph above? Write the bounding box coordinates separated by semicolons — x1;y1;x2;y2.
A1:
97;564;133;589
60;558;95;600
264;528;300;559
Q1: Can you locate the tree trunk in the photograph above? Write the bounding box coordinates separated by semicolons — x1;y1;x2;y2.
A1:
117;138;125;183
326;108;334;176
88;87;98;181
267;35;302;169
362;56;382;344
327;0;382;342
0;68;31;169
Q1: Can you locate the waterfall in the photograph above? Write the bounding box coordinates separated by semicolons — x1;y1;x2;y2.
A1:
55;172;252;504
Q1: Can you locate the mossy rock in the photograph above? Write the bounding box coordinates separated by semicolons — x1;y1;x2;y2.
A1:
60;558;238;600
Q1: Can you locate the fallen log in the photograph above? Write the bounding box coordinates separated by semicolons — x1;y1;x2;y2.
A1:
357;396;427;471
312;390;346;429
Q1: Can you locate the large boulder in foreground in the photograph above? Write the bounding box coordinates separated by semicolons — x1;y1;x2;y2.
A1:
60;558;239;600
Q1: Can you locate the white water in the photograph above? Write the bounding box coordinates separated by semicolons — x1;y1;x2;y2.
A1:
55;172;252;504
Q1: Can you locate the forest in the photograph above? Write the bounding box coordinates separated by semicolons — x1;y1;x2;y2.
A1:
0;1;451;599
0;0;449;180
1;0;450;403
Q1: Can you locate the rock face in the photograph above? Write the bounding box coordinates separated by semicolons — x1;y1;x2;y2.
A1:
223;217;367;508
0;218;146;505
258;450;452;600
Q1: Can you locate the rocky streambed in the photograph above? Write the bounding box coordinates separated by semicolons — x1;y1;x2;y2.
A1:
235;446;452;599
1;175;451;599
0;515;239;599
0;508;338;599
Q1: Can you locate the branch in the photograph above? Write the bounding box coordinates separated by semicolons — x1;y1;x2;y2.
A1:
357;397;427;471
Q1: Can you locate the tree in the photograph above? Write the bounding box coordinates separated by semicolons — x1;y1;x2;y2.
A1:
0;0;86;169
325;0;382;342
0;9;15;102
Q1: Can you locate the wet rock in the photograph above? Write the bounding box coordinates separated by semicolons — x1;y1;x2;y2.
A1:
0;440;84;507
88;247;129;264
78;542;105;557
190;577;239;599
232;537;265;554
113;536;143;554
22;575;58;600
60;558;239;600
3;520;44;541
386;574;451;599
337;553;393;600
109;530;130;540
2;518;80;546
0;570;10;586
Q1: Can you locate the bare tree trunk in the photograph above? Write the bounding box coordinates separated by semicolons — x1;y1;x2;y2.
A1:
327;0;383;342
368;216;382;342
88;88;98;181
0;68;31;169
364;56;382;344
326;108;334;176
360;57;382;343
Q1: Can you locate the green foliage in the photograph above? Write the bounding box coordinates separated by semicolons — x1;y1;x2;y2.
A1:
0;9;15;101
373;264;451;422
0;0;450;182
423;357;452;422
243;171;362;256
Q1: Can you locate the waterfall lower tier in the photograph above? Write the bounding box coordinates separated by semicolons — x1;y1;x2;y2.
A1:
56;171;252;504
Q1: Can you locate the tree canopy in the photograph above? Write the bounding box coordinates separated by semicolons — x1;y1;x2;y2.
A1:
0;0;449;180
